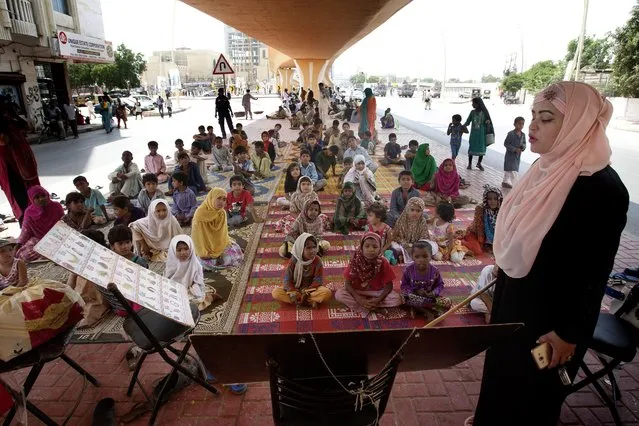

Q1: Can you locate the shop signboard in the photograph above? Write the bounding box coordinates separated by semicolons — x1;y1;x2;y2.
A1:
56;31;114;63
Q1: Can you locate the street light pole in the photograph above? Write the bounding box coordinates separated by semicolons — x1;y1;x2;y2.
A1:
574;0;589;81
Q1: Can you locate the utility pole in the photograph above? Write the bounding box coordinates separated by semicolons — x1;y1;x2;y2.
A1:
574;0;589;81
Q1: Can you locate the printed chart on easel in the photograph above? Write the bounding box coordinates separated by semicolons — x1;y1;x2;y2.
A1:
34;222;194;327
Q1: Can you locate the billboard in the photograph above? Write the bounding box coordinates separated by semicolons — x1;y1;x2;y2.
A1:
57;31;114;63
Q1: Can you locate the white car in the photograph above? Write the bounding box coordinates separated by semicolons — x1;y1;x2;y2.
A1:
130;95;156;111
350;89;364;102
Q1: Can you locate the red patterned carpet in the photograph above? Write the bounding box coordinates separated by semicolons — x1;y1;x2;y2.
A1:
234;194;492;334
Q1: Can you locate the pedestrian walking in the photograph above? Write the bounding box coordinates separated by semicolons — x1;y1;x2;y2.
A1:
462;97;493;171
242;89;258;120
423;89;432;110
166;96;173;118
157;96;165;119
502;117;526;188
134;99;143;120
115;99;128;129
62;100;79;139
46;101;66;140
85;98;96;120
215;88;234;138
97;95;113;133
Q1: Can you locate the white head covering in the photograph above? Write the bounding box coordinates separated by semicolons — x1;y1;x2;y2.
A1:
344;154;368;182
165;235;205;299
130;199;183;252
291;233;317;289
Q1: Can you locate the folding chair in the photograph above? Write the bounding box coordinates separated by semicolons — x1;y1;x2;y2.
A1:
268;351;402;426
567;308;639;425
106;283;219;425
0;327;100;426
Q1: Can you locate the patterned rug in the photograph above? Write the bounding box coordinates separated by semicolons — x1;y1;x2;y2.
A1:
28;220;263;343
234;196;493;334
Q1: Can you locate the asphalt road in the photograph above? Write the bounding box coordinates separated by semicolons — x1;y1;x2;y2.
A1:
377;95;639;236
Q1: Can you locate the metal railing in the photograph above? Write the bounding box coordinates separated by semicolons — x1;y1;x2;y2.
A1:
7;0;37;37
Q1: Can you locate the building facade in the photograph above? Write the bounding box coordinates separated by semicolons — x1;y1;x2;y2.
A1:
143;48;221;89
0;0;111;130
224;25;269;88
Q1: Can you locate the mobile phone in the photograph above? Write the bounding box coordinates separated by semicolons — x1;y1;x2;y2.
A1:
531;342;551;370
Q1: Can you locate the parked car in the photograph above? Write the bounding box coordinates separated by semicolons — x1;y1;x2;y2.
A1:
483;90;491;99
130;94;156;111
350;89;364;102
459;91;472;99
431;91;441;98
399;84;414;98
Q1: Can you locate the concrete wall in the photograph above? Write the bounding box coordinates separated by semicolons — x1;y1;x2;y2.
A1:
609;97;639;121
76;0;105;39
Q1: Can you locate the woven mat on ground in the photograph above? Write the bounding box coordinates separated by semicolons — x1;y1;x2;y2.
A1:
28;220;263;343
234;195;493;334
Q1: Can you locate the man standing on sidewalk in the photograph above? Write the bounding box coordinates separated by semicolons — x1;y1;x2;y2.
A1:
62;100;79;139
423;89;432;110
215;88;234;138
242;89;258;120
157;95;165;119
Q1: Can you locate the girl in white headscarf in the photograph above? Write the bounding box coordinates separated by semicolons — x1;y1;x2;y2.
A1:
130;199;183;262
344;154;378;207
165;235;219;311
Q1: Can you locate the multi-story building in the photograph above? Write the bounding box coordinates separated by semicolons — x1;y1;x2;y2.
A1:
143;48;221;89
224;25;269;87
0;0;112;130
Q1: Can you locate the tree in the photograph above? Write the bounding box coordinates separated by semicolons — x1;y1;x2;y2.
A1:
447;78;460;83
349;73;366;85
367;75;381;84
565;35;614;70
481;74;501;83
68;63;96;94
611;2;639;97
521;60;563;93
89;44;146;90
500;73;525;94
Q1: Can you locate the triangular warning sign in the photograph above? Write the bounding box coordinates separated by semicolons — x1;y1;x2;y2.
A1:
212;54;235;75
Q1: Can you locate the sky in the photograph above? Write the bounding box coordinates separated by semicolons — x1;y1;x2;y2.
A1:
100;0;636;81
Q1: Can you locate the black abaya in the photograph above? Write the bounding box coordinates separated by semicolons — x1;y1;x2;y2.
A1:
474;166;629;426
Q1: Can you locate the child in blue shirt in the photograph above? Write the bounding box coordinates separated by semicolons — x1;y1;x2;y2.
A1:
446;114;467;160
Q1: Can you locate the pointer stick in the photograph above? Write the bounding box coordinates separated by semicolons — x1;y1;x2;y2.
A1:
423;278;498;328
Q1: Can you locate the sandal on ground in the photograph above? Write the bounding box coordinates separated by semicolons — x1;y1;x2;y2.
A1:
228;384;248;395
92;398;116;426
476;164;484;171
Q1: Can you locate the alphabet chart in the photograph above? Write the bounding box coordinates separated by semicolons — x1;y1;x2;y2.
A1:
35;222;194;327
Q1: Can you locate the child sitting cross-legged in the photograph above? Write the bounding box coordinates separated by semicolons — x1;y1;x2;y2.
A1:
233;145;256;195
401;240;452;321
275;176;319;234
73;175;109;224
276;163;302;209
338;157;353;189
272;233;332;308
137;173;165;215
165;235;220;311
279;200;330;258
226;175;254;227
173;138;187;164
251;141;272;179
144;141;168;183
388;171;421;227
428;201;457;261
192;188;244;270
108;225;148;268
168;152;207;196
0;238;28;290
391;197;432;264
333;182;366;235
62;192;94;231
170;171;198;226
112;195;145;227
365;202;395;264
130;199;183;262
16;186;64;262
335;232;402;318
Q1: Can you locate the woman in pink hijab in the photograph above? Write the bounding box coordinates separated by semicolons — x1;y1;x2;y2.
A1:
468;82;628;425
16;185;64;262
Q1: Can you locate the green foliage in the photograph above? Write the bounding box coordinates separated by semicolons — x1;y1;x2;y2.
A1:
70;44;147;91
349;73;366;85
521;60;563;93
447;78;460;83
500;73;525;94
565;35;614;69
366;75;381;84
481;74;501;83
612;2;639;97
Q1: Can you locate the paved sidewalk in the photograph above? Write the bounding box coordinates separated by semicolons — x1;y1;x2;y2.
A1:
2;121;639;425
